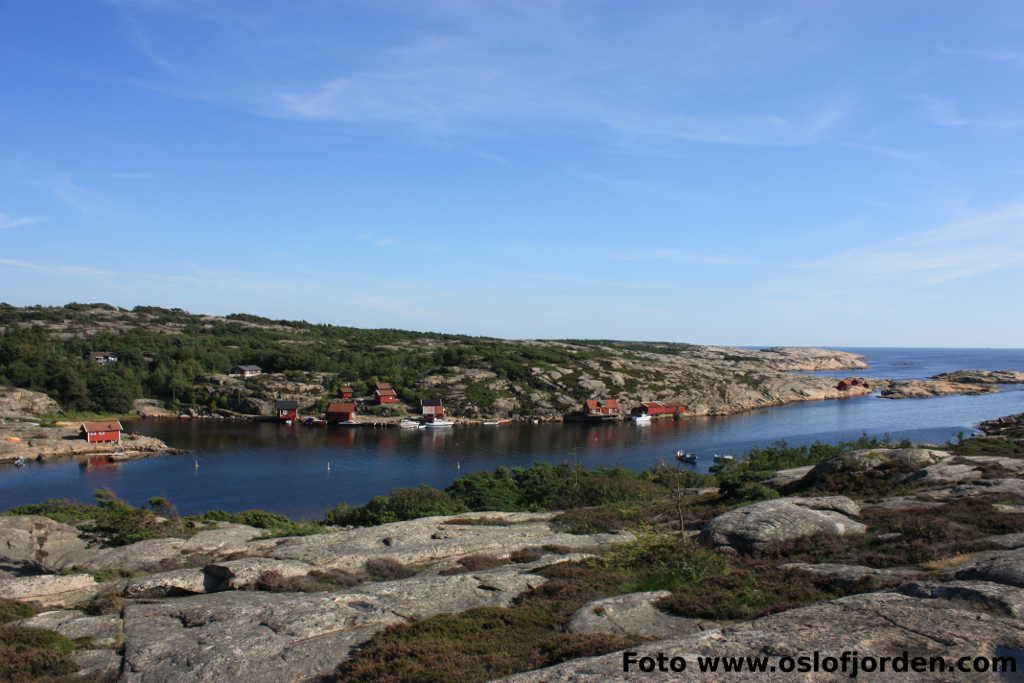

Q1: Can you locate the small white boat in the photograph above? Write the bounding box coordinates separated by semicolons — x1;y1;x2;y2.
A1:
13;456;26;467
424;419;454;428
632;414;652;424
399;419;421;428
337;420;359;427
713;454;735;462
483;419;511;426
675;450;697;463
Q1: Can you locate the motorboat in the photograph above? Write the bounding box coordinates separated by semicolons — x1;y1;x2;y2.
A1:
13;456;26;467
483;419;511;426
632;414;652;424
399;419;421;428
713;454;735;462
675;450;697;464
423;419;454;428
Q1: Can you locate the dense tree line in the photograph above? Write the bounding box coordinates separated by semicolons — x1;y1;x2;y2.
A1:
0;303;602;413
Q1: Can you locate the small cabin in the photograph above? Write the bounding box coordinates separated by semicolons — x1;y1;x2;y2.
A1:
375;383;399;404
422;399;444;418
632;401;686;417
80;421;123;443
326;401;357;423
85;351;118;364
275;400;298;421
339;385;354;399
584;399;620;417
231;365;262;378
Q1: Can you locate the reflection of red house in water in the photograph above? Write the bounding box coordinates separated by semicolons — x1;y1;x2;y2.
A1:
631;401;686;417
326;401;357;423
584;399;620;417
275;400;298;421
80;421;123;443
375;383;399;404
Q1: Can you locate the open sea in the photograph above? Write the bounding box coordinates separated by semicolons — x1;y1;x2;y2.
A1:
2;347;1022;519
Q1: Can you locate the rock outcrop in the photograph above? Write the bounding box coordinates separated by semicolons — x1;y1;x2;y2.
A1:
567;591;718;640
698;496;866;554
880;379;1000;399
0;386;60;417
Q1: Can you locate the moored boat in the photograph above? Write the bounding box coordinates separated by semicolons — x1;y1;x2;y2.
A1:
632;414;652;424
713;454;735;462
675;450;697;463
424;419;454;428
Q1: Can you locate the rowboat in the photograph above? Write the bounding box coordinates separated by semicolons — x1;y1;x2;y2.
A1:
675;450;697;463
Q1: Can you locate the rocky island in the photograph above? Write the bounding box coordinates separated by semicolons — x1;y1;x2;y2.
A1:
3;414;1024;681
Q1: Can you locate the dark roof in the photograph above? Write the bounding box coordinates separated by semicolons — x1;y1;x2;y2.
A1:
421;399;443;406
234;365;262;372
86;351;117;358
275;400;298;410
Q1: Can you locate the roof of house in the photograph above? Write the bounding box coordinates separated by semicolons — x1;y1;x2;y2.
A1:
422;399;443;406
86;351;117;357
275;400;298;410
80;421;123;432
234;365;262;372
327;402;357;413
339;385;354;392
585;399;620;412
376;382;393;390
376;388;397;397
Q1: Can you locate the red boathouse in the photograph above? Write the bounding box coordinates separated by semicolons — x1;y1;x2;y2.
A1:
632;401;687;417
422;399;444;418
326;401;357;423
275;400;298;421
80;421;123;443
584;399;620;417
375;382;399;404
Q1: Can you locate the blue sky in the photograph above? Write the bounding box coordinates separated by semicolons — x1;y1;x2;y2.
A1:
1;1;1022;347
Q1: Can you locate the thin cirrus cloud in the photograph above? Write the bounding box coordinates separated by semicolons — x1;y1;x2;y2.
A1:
800;202;1024;285
0;213;46;230
111;1;852;147
0;258;111;277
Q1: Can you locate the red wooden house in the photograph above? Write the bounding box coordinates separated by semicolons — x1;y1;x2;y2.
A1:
584;399;620;417
339;385;354;399
375;383;399;405
80;421;123;443
422;399;444;418
631;401;687;417
275;400;298;421
326;401;357;424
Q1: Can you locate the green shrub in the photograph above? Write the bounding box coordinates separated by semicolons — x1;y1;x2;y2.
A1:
325;486;468;527
0;624;78;681
364;558;419;581
0;599;35;624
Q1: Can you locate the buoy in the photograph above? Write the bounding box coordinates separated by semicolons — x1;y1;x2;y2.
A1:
456;461;461;471
327;461;332;471
193;458;199;469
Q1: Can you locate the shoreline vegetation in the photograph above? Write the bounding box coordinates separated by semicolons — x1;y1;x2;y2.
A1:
2;414;1023;680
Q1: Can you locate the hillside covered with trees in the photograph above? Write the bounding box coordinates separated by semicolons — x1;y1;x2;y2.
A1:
0;303;865;418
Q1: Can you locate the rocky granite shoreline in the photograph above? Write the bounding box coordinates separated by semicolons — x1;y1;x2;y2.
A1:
3;413;1024;681
0;421;182;465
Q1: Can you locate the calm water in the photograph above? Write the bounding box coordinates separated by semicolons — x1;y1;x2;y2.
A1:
2;347;1023;519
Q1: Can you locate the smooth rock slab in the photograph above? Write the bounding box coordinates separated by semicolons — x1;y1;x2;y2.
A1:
898;580;1024;618
123;558;316;597
567;591;718;639
121;590;405;683
499;591;1024;682
0;515;90;571
781;563;920;588
0;572;98;607
955;547;1024;587
17;609;122;648
699;496;865;554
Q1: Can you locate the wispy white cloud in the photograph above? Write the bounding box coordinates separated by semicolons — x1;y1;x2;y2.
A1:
0;258;111;276
113;2;851;146
0;213;46;230
800;201;1024;285
911;94;1024;129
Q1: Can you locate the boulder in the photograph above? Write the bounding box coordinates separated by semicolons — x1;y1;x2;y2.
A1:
0;515;90;572
955;547;1024;587
898;580;1024;618
61;537;190;573
793;448;951;490
567;591;718;639
699;496;865;554
0;386;60;417
499;591;1024;682
0;573;98;608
